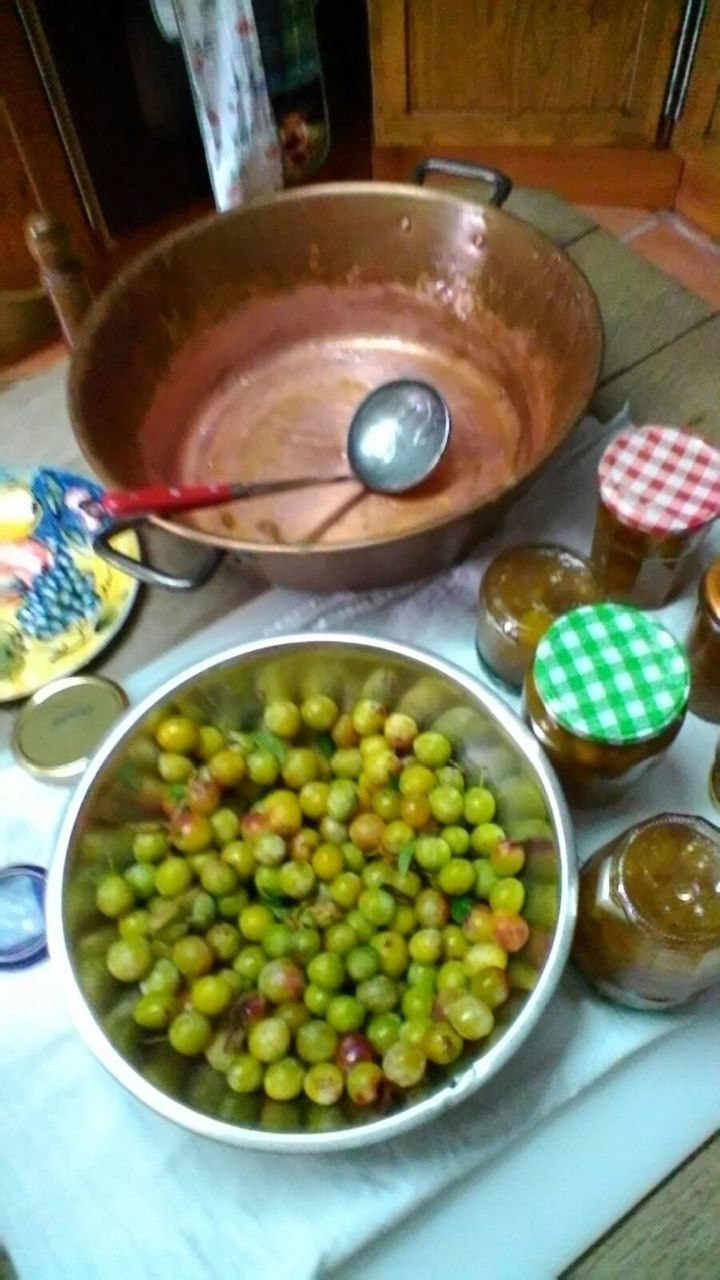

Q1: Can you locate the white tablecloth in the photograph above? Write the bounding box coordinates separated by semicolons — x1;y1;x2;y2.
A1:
2;410;719;1280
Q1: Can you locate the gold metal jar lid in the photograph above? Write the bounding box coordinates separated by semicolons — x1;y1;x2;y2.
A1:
11;675;129;781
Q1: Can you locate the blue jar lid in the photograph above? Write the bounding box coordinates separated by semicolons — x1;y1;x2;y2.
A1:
0;864;47;969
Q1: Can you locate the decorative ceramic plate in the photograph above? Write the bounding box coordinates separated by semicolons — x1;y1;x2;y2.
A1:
0;467;140;702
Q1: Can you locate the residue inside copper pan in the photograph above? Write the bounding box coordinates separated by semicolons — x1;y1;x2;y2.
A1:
139;281;539;546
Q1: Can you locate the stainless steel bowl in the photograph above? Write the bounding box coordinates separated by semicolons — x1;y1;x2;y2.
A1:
47;634;576;1153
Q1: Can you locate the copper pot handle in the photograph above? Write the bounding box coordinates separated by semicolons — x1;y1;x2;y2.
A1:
93;517;224;592
413;159;512;207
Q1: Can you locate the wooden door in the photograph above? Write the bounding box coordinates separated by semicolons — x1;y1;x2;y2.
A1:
672;0;720;236
0;1;98;291
369;0;685;149
0;0;103;361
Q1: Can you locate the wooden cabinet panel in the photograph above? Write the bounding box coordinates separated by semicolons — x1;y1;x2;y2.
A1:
0;98;40;292
673;0;720;235
673;0;720;149
674;149;720;237
0;1;98;292
370;0;684;148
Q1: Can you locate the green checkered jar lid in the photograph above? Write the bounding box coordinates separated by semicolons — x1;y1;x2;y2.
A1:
533;604;690;745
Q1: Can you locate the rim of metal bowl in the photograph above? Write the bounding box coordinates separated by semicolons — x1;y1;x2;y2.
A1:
47;632;577;1154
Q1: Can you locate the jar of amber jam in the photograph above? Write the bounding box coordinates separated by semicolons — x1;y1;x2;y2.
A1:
524;603;690;803
710;739;720;810
687;559;720;723
573;813;720;1008
476;544;600;688
591;425;720;608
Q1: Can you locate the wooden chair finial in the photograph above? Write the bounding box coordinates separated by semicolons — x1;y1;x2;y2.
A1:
24;210;93;349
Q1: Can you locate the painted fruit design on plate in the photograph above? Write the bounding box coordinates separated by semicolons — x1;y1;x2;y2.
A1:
0;468;138;698
0;472;101;637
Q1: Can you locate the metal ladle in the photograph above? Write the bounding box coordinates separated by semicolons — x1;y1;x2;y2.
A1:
346;378;451;494
88;379;451;590
85;380;451;525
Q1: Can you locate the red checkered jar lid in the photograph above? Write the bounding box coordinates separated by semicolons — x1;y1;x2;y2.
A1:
598;425;720;536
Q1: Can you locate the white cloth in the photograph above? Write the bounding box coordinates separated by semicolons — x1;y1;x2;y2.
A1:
173;0;282;210
2;410;719;1280
151;0;180;42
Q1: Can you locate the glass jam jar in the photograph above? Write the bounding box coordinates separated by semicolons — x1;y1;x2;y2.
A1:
572;813;720;1008
523;603;690;803
590;424;720;608
710;739;720;810
686;559;720;723
476;544;600;688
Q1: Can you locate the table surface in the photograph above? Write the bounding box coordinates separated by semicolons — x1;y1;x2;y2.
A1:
1;184;718;1278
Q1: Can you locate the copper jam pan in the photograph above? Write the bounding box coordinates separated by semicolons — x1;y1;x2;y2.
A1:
68;160;603;593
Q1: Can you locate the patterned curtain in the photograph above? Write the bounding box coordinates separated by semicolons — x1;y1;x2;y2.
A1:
172;0;283;210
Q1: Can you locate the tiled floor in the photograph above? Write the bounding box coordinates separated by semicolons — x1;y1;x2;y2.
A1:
580;206;720;309
2;205;719;385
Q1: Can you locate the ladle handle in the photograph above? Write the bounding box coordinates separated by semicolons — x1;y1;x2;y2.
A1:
93;474;354;521
414;158;512;207
97;482;241;520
